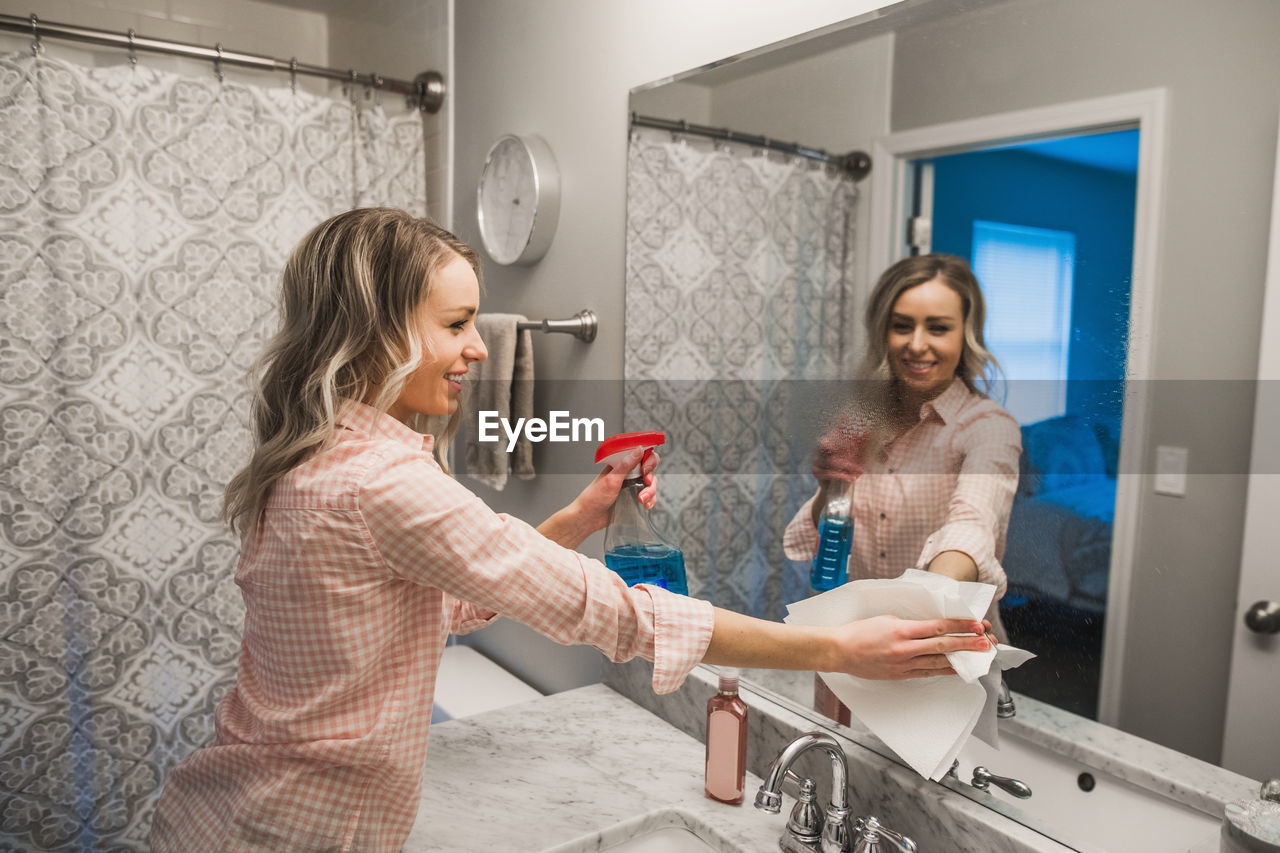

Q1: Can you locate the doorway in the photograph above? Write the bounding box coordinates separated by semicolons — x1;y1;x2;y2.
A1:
867;89;1167;724
912;129;1139;718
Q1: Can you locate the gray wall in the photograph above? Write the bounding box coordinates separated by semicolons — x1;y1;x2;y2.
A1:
891;0;1280;766
450;0;891;692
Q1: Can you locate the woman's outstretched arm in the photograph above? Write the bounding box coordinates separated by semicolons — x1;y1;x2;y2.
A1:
702;607;990;681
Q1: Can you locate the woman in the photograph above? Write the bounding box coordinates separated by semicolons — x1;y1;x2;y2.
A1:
784;253;1021;718
150;210;991;852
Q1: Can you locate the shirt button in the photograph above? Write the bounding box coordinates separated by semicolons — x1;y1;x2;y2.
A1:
880;513;886;520
887;468;894;473
880;552;886;559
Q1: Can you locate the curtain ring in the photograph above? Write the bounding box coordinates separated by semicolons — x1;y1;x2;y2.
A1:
214;43;224;83
289;57;297;94
127;28;137;68
672;118;688;145
29;13;42;56
344;69;357;100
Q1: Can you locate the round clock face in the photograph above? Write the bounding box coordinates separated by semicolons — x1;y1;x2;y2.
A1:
476;134;560;266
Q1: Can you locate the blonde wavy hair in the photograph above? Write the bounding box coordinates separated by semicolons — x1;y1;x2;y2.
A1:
224;207;480;534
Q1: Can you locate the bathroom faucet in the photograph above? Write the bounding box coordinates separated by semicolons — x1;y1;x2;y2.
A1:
755;732;916;853
996;679;1016;718
755;732;854;852
946;759;1033;800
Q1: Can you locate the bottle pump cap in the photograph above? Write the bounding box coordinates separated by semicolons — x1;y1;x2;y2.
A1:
595;431;666;479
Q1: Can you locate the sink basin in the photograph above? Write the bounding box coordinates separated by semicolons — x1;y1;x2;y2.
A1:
540;806;733;853
604;824;719;852
954;731;1221;851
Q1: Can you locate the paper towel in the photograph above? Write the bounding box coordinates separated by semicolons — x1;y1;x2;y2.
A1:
784;569;1034;780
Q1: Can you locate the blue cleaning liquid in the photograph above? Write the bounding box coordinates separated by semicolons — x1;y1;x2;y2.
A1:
810;515;852;591
605;544;689;596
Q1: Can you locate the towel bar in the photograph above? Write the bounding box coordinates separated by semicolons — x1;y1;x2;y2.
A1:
516;309;597;343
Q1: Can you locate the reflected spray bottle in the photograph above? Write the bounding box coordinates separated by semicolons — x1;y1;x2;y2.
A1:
811;478;855;591
811;479;856;722
595;431;688;595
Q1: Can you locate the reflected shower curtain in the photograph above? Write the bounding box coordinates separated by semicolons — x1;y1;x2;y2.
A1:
624;126;859;620
0;51;425;851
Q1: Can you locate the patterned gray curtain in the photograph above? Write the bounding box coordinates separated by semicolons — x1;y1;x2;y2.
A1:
0;50;425;851
623;126;860;620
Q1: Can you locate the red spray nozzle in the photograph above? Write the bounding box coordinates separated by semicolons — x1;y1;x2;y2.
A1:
595;431;666;476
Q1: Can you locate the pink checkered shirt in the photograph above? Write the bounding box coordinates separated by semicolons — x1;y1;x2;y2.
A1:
783;380;1021;595
150;401;713;852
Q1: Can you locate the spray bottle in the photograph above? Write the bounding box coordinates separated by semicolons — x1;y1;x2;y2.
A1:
811;478;854;591
595;431;688;595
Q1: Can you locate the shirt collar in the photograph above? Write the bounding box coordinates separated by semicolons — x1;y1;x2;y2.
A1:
918;378;969;425
337;399;436;453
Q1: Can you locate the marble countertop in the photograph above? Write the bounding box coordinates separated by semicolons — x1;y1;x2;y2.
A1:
739;665;1258;822
403;662;1259;852
609;662;1076;853
404;683;786;852
405;676;1074;853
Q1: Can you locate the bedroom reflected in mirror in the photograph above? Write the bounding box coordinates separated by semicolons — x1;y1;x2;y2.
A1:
924;130;1139;720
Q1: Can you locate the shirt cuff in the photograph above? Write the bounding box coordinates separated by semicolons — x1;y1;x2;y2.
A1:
642;586;714;694
917;523;1007;596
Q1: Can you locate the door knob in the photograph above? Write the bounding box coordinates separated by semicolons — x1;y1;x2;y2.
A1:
1244;601;1280;635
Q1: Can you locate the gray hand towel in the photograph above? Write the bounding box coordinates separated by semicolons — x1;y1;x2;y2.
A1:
464;313;536;490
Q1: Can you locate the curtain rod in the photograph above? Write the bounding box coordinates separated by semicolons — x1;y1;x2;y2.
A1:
631;111;871;181
0;12;445;113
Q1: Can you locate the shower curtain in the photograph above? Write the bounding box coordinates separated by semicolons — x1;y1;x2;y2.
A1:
624;126;860;621
0;50;425;851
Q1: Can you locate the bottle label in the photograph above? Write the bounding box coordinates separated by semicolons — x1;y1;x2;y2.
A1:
706;710;744;800
811;515;853;591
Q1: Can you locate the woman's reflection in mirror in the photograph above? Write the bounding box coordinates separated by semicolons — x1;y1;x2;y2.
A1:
783;254;1023;722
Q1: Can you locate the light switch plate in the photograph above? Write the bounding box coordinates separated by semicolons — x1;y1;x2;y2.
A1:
1154;445;1189;497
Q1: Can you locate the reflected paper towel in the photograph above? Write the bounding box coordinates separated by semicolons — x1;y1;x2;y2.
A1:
784;569;1034;780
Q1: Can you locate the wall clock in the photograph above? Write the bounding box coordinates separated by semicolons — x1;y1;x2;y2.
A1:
476;134;561;266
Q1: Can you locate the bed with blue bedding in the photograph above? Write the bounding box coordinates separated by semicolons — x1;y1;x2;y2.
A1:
1002;414;1118;615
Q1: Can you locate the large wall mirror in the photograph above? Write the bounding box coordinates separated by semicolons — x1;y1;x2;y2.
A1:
623;0;1279;809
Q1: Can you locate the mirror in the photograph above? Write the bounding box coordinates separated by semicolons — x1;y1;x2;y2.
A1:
624;0;1278;799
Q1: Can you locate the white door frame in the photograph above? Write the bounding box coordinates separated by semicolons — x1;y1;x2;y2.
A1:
867;88;1169;725
1220;112;1280;779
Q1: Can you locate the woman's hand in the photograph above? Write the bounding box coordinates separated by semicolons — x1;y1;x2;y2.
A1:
825;616;991;680
578;447;657;516
809;416;869;527
812;420;867;483
536;449;659;549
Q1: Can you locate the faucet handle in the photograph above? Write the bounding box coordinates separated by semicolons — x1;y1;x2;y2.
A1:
785;775;824;846
852;816;918;852
971;765;1033;799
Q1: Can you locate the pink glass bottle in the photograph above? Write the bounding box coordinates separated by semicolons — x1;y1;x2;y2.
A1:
704;667;748;804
